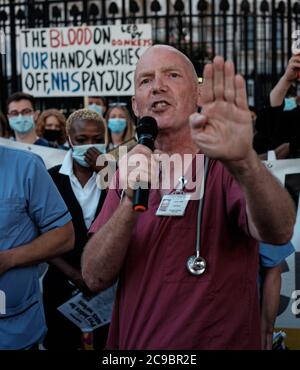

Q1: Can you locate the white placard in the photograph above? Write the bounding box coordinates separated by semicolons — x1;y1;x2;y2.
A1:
0;137;67;169
57;285;117;331
264;159;300;329
20;24;152;97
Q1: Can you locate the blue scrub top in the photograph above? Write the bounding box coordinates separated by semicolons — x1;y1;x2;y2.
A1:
0;146;71;349
260;242;295;268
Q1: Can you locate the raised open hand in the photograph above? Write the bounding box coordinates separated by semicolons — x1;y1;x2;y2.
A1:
190;56;253;162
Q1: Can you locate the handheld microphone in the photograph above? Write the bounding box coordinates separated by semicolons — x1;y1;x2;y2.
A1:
132;116;158;212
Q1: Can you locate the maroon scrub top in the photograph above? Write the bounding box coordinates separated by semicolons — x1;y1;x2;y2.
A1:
90;160;260;349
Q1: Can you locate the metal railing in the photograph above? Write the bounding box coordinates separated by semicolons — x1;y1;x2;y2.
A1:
1;0;300;113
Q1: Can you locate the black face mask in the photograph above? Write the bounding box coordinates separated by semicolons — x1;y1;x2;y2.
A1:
43;129;62;142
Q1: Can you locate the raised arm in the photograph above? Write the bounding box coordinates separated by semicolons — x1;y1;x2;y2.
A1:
189;57;295;243
270;54;300;107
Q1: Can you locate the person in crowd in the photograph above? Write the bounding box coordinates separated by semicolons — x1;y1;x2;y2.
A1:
259;242;295;350
0;145;74;350
81;45;295;350
0;111;10;138
36;109;68;149
87;96;108;117
6;92;52;147
249;107;296;348
250;106;296;349
105;103;136;151
42;109;109;350
253;54;300;158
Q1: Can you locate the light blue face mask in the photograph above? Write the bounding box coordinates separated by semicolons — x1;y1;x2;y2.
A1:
9;114;35;134
87;104;104;116
108;118;127;134
284;97;297;111
71;143;106;168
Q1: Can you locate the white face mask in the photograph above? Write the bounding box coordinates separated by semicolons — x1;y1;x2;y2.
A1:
70;143;106;168
9;114;34;134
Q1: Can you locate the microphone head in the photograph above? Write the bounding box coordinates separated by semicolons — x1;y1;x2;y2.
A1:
137;116;158;141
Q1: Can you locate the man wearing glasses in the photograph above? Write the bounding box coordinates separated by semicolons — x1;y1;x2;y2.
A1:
6;92;51;147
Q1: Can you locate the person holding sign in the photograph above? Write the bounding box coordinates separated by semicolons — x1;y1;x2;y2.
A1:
43;109;109;350
254;54;300;158
82;45;295;350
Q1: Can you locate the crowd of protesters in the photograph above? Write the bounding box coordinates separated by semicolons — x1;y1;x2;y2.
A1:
0;46;299;350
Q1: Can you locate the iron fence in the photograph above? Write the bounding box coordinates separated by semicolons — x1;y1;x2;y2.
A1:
1;0;300;114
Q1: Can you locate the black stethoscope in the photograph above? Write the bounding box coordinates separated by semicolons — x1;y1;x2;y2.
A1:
186;157;209;276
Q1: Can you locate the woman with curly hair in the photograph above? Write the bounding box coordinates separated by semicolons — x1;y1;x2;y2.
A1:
36;109;67;147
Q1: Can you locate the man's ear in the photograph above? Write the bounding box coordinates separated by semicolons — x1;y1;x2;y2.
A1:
131;96;139;117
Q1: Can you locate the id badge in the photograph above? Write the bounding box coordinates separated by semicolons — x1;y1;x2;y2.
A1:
156;194;191;217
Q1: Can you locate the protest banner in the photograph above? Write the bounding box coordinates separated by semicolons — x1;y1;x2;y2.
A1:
20;24;152;97
0;137;67;169
265;158;300;349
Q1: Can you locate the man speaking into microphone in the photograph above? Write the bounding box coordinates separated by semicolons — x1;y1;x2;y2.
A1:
82;45;295;350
